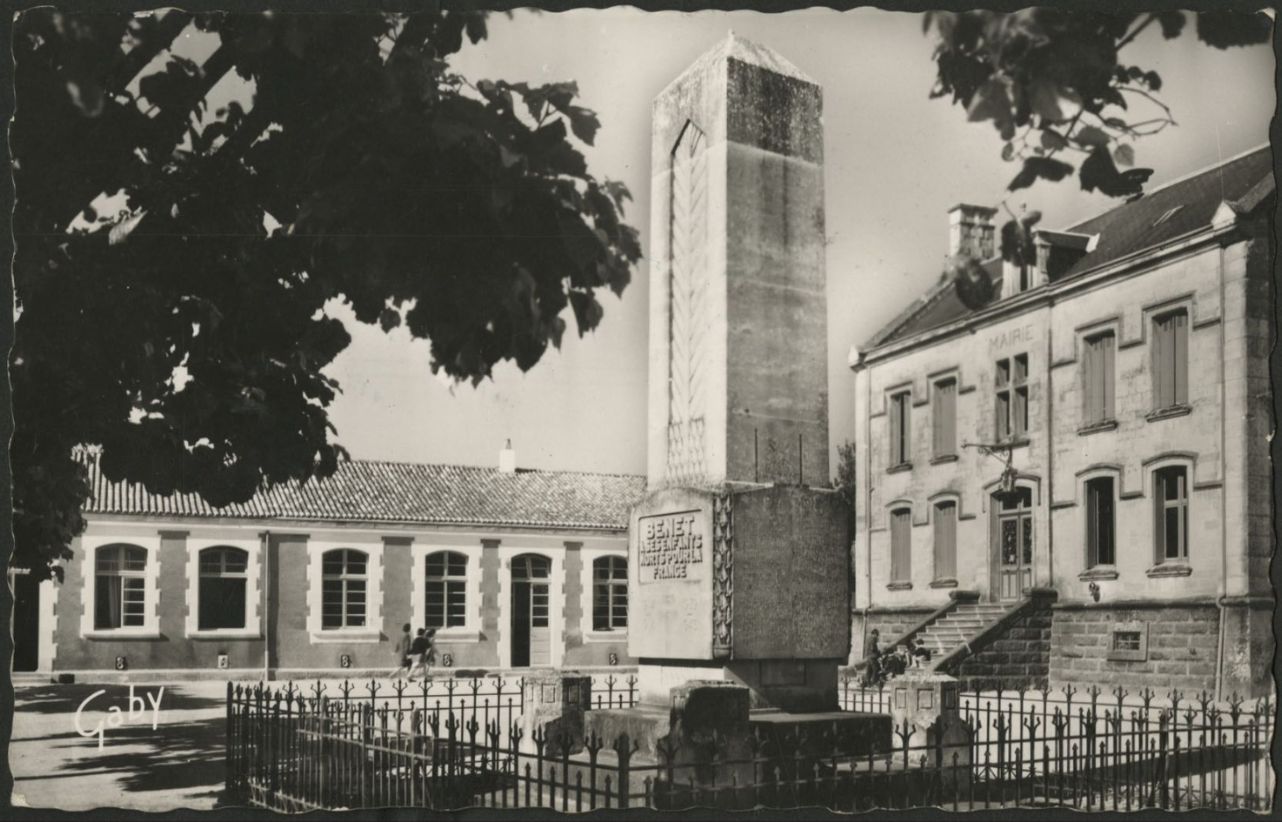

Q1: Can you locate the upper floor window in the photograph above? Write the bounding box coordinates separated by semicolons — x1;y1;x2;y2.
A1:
425;551;467;630
94;544;148;630
932;501;957;580
932;379;957;458
1085;477;1116;567
592;556;628;631
995;353;1029;441
198;546;249;630
888;391;911;467
321;549;368;629
1152;310;1188;410
1154;466;1189;562
890;507;912;583
1082;332;1116;425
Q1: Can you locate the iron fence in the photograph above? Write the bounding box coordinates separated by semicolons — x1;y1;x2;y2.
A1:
227;677;1275;812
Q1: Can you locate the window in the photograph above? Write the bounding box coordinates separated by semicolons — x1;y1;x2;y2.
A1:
995;354;1029;441
1112;631;1141;652
888;391;911;467
890;508;912;583
932;379;957;458
1082;332;1116;424
932;501;957;580
1085;478;1115;567
1108;622;1148;661
198;546;248;630
425;551;467;629
94;544;148;630
592;556;628;631
1152;310;1188;410
1154;467;1189;562
321;549;368;629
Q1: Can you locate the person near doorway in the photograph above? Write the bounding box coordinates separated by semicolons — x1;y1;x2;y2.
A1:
407;628;429;680
861;628;883;687
392;623;413;678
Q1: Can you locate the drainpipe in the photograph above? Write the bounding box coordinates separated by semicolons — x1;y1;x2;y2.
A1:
864;364;874;649
1045;300;1054;590
1214;245;1229;703
261;530;272;682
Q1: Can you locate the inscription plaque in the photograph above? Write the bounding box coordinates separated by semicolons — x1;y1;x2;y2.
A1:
638;510;706;583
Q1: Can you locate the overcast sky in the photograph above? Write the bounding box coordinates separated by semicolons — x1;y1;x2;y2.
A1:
321;7;1274;477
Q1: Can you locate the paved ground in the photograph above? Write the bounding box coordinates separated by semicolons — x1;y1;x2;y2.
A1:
11;681;230;811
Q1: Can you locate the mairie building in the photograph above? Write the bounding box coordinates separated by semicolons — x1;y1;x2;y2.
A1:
14;444;645;680
849;145;1274;697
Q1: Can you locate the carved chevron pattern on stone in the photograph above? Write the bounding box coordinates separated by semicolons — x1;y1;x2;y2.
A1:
666;120;709;486
712;491;733;657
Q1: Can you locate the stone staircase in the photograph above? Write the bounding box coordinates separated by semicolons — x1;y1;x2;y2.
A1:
913;602;1013;663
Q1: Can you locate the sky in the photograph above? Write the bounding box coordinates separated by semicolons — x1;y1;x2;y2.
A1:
320;8;1275;477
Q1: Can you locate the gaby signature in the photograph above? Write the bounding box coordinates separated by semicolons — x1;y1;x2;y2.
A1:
74;686;164;749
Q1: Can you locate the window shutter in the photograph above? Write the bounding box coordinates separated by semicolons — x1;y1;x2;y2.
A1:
933;503;956;580
888;395;901;465
890;510;911;582
1083;338;1098;423
1102;333;1115;419
1153;317;1167;408
1173;311;1188;404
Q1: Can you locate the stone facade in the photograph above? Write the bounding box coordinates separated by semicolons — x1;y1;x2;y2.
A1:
952;600;1053;691
850;148;1274;697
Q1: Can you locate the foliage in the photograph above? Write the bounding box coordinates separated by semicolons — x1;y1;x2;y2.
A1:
11;10;641;578
926;8;1269;308
833;441;857;532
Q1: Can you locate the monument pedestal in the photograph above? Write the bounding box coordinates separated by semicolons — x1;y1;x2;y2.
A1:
517;670;592;755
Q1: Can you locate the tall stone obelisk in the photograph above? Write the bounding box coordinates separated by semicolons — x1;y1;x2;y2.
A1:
628;33;848;714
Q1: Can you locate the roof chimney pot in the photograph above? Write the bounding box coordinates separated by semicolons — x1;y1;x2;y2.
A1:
947;203;998;261
499;439;516;474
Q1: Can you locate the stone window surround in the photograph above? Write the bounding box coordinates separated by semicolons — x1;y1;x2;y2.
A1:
885;385;913;471
927;491;967;588
1145;297;1194;414
80;533;163;640
185;535;263;640
410;541;484;644
1077;466;1120;577
929;368;961;460
1143;453;1197;573
886;502;913;589
305;536;385;643
579;545;629;643
1106;621;1149;662
495;544;565;670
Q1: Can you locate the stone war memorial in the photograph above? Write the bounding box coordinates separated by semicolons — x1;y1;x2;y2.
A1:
582;33;909;794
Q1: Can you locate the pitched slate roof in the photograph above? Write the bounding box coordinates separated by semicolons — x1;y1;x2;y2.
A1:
867;144;1274;349
84;457;647;531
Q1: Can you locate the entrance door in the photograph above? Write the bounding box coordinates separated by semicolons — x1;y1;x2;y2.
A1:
510;555;551;667
11;570;40;672
993;487;1034;601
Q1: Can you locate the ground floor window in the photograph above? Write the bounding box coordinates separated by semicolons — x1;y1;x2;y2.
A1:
592;556;628;631
426;551;467;629
198;546;249;630
1085;477;1115;567
322;549;368;629
1154;466;1188;562
94;544;148;629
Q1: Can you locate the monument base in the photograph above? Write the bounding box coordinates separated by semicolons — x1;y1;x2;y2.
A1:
636;658;843;713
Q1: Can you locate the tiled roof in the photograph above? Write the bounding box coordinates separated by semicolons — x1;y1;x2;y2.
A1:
867;145;1274;348
84;457;647;531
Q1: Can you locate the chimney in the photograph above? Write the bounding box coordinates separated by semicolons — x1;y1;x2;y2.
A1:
947;204;998;261
498;439;516;474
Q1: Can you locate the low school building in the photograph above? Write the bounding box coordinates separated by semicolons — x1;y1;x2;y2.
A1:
18;446;646;680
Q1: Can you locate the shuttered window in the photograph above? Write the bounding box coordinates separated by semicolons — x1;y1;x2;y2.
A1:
1152;310;1188;409
888;391;911;466
1154;467;1189;562
932;379;957;458
890;508;912;582
1085;477;1115;567
933;501;957;580
1082;332;1116;424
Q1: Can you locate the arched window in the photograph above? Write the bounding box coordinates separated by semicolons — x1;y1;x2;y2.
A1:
198;546;249;630
592;556;628;631
425;551;467;629
321;549;368;629
1154;466;1189;562
95;544;148;630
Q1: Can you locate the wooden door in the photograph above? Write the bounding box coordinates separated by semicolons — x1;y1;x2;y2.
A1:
511;555;552;668
12;571;39;672
993;487;1033;602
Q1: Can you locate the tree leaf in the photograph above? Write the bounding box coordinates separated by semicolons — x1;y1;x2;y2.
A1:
1196;11;1272;49
1008;156;1074;191
1157;11;1187;39
1073;125;1110;148
1039;129;1067;152
1080;146;1153;197
1113;143;1135;167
